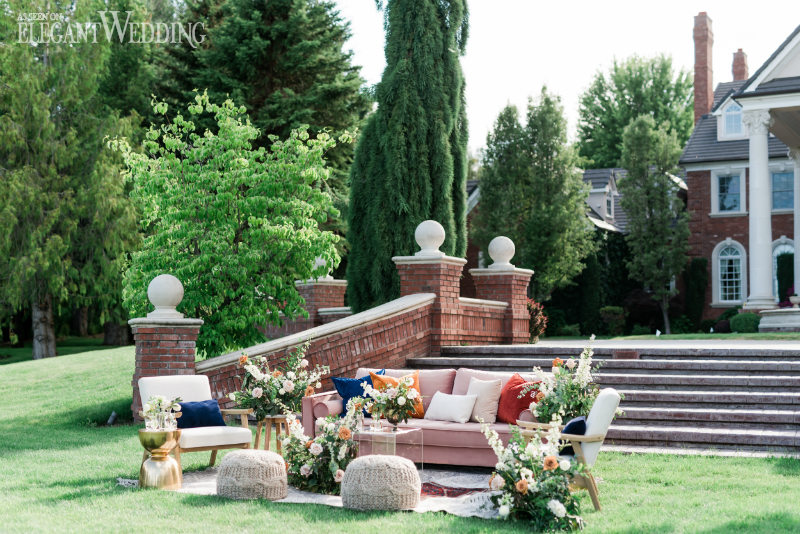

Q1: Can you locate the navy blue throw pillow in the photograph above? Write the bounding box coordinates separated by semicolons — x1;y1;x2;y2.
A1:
561;416;587;456
177;399;226;429
332;369;385;417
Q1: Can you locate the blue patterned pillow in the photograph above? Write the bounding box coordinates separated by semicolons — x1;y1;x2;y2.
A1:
177;399;226;428
332;369;385;417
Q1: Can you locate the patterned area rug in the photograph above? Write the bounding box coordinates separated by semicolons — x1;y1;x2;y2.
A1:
421;482;486;498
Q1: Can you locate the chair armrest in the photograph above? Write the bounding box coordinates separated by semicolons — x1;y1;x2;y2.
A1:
561;433;605;443
220;408;253;429
517;421;565;431
301;391;342;437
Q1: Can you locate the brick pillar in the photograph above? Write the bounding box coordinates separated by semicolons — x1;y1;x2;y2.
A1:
295;279;348;326
393;220;467;357
732;48;748;81
469;236;533;344
693;12;714;123
129;275;203;420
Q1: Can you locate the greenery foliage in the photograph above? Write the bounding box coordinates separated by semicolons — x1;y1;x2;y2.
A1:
619;115;689;334
683;258;709;330
630;324;651;335
346;0;469;311
527;345;601;423
474;91;595;301
599;306;627;336
730;313;761;334
577;55;693;168
115;93;343;356
527;299;548;343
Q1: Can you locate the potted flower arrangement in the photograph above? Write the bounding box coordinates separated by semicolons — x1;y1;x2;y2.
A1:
481;421;584;530
230;343;329;419
140;395;182;431
523;337;606;423
282;398;362;495
362;376;419;430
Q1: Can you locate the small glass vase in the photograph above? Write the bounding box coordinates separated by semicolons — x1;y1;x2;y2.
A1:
370;416;383;432
356;414;364;432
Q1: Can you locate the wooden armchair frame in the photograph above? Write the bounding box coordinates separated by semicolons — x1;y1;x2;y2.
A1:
516;420;606;511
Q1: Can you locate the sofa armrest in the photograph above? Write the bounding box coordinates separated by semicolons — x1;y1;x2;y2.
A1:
517;409;536;422
301;391;342;437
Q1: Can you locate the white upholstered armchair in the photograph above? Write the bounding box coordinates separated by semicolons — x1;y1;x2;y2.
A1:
139;375;253;466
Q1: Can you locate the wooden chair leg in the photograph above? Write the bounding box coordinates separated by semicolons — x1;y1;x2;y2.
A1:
255;421;263;449
265;421;273;451
584;472;601;511
209;449;218;467
275;421;282;454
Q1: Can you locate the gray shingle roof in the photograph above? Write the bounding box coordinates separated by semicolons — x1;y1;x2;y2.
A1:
711;80;746;111
466;179;479;196
738;75;800;98
737;24;800;94
583;168;626;189
612;194;628;233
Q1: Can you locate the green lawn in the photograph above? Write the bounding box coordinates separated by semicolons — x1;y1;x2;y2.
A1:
0;336;110;365
0;344;799;533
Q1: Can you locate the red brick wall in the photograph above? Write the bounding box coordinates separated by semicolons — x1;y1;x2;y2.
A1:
686;169;794;320
473;273;532;343
262;281;348;339
130;325;200;419
199;302;434;407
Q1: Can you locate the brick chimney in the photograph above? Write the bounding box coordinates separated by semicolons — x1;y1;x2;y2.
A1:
733;48;749;81
693;12;714;123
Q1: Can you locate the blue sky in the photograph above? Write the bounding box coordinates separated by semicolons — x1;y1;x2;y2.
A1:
335;0;799;153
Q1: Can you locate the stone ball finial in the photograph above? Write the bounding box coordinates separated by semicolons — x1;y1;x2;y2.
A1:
414;220;446;257
146;274;185;319
488;236;515;270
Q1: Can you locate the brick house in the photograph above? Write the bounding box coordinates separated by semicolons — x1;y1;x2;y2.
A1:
681;13;800;320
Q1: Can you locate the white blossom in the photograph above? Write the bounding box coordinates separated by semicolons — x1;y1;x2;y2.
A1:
283;380;295;393
498;505;510;518
547;499;567;518
559;459;571;471
397;396;407;406
334;469;345;483
310;442;323;456
406;389;419;400
252;387;263;399
300;359;309;368
300;464;312;477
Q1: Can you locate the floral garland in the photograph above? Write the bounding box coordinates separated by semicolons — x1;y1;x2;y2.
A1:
481;421;584;530
282;398;362;495
230;343;329;419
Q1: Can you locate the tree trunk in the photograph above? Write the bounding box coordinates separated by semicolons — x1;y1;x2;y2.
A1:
660;295;671;335
103;322;131;346
72;306;89;337
32;295;57;359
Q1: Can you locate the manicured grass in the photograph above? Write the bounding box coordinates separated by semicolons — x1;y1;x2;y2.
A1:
1;346;799;533
0;336;111;365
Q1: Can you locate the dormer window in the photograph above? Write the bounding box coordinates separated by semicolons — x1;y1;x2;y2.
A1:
724;103;743;136
606;195;613;218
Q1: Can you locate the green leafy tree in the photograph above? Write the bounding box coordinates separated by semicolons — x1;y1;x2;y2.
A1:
619;115;689;334
0;0;137;358
473;90;595;301
346;0;469;311
115;93;344;357
577;55;693;168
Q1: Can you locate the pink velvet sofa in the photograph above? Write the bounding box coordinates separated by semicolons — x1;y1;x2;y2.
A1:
301;367;536;468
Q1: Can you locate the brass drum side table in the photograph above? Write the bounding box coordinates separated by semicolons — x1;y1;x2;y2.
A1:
139;429;182;490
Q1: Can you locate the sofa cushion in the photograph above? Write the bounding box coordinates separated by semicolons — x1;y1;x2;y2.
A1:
179;426;252;449
332;370;384;417
356;368;456;411
370;371;425;418
497;373;541;424
452;368;536;395
366;418;514;448
466;377;502;424
312;397;344;419
424;392;477;423
177;399;226;429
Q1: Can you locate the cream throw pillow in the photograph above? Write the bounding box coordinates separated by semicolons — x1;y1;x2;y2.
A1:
423;392;477;424
466;376;503;423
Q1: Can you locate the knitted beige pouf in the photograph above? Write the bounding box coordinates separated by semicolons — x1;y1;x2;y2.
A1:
216;449;288;501
341;455;421;511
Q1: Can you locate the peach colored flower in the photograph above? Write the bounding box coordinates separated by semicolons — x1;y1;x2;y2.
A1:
338;427;352;440
305;385;315;397
543;455;559;471
238;354;248;366
305;440;313;449
552;357;564;367
515;479;529;494
535;391;546;402
272;370;283;378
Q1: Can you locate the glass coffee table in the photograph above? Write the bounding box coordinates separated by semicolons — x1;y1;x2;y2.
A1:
355;425;423;470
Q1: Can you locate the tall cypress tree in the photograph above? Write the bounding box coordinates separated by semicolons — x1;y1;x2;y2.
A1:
346;0;469;312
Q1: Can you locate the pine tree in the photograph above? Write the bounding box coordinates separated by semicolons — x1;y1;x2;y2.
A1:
619;115;689;334
346;0;469;311
473;90;596;301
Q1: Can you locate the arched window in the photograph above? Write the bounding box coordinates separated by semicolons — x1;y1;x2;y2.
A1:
712;239;747;305
772;240;794;301
724;103;743;136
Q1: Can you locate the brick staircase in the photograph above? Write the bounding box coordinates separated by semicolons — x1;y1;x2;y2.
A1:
407;345;800;455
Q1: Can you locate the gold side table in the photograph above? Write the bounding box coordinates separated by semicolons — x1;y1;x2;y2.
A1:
139;429;182;490
254;415;288;453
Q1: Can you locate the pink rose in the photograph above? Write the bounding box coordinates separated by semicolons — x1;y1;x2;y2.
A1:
300;464;312;477
252;387;263;399
334;469;345;483
283;380;295;393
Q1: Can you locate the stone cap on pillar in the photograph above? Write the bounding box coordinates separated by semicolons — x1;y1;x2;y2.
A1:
128;274;204;327
392;220;467;266
469;236;533;277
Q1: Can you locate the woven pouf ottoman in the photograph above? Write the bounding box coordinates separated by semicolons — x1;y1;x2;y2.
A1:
216;449;288;501
341;455;421;511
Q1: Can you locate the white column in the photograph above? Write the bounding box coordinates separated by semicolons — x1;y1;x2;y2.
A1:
792;147;800;291
743;110;775;309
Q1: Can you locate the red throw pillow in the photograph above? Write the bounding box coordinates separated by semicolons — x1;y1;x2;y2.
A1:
497;373;540;424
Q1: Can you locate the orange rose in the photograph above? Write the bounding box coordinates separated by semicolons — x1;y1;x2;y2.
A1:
543;455;558;471
272;370;283;378
338;427;352;440
305;440;313;449
535;391;546;402
304;385;315;397
552;357;564;367
238;354;248;366
515;479;528;494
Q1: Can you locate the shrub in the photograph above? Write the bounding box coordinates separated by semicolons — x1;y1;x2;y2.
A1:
599;306;627;336
670;315;694;334
527;299;548;343
556;324;581;337
630;324;650;335
544;308;567;336
714;319;731;333
699;319;716;333
730;312;761;333
717;307;741;322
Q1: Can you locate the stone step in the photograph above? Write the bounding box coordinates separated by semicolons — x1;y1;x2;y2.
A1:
596;373;800;392
618;389;800;409
409;356;800;376
441;345;800;361
605;424;799;449
617;407;800;430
